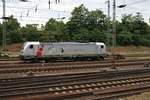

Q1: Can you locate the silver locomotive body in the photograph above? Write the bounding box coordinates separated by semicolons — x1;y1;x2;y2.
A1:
20;42;107;61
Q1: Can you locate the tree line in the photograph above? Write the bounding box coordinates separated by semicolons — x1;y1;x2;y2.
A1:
0;4;150;47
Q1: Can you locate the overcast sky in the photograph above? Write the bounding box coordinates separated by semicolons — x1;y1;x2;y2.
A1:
0;0;150;26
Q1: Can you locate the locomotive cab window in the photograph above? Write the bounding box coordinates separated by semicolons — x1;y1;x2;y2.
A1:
101;45;104;49
41;45;44;47
29;45;33;49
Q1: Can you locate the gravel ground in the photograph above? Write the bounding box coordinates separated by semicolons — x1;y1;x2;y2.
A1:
121;92;150;100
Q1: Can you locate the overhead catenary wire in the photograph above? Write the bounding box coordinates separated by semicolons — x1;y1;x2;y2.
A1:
0;0;63;20
127;0;148;5
0;5;70;13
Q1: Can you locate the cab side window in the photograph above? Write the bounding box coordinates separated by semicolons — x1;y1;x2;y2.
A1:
29;45;33;49
101;45;104;49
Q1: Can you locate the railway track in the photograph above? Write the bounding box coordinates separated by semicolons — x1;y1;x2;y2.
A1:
0;59;149;69
0;56;149;64
0;58;19;61
0;59;149;75
1;68;149;88
1;68;150;100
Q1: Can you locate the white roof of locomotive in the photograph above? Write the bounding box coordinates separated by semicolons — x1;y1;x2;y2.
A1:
25;42;40;44
40;42;105;45
96;42;105;45
23;42;105;46
23;42;40;49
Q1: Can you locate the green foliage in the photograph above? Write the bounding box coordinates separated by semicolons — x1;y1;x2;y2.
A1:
66;4;89;35
4;16;22;43
118;13;150;46
8;32;23;43
138;35;150;46
132;34;141;46
121;13;150;35
140;38;150;46
86;10;107;31
117;32;133;46
6;16;20;31
66;4;108;44
44;18;67;41
20;24;42;41
72;28;108;43
67;5;107;35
